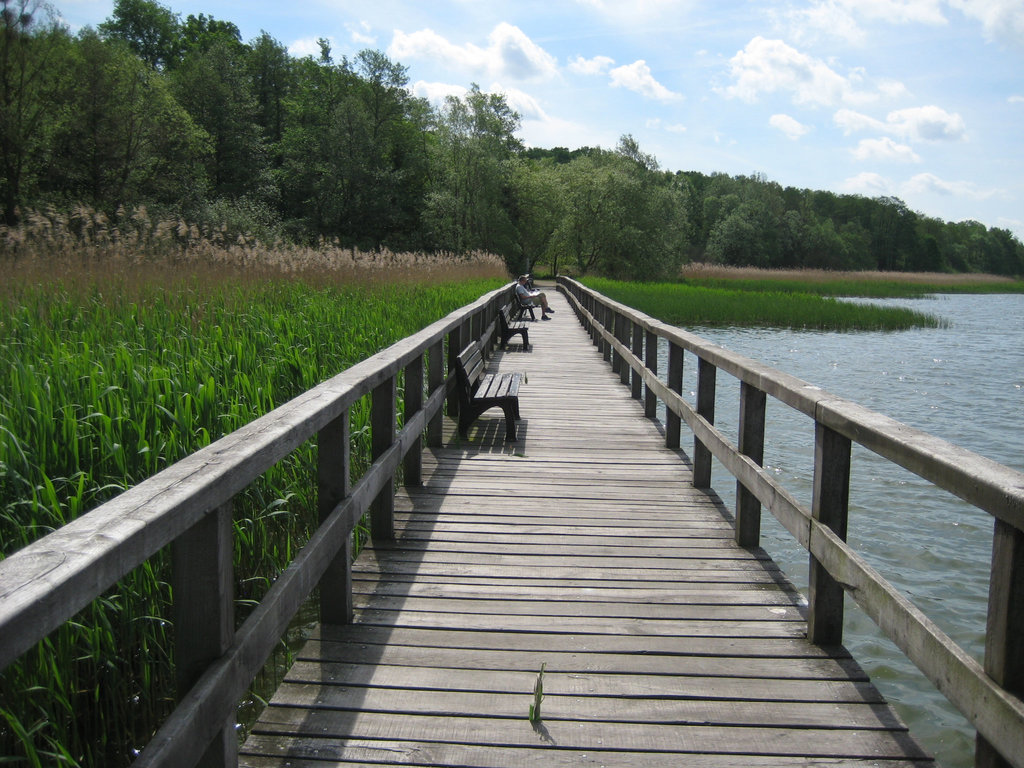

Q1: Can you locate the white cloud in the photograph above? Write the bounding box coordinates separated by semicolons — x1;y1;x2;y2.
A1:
835;105;966;142
410;80;468;105
769;113;810;140
1010;95;1024;103
609;60;683;102
886;105;967;141
390;23;557;82
852;136;921;162
489;83;549;121
949;0;1024;50
902;173;996;199
647;118;688;133
348;21;376;46
569;54;615;75
786;0;947;44
289;37;334;59
721;37;893;107
841;172;893;195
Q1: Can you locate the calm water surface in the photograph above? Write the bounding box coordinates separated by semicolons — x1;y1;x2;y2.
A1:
665;293;1023;768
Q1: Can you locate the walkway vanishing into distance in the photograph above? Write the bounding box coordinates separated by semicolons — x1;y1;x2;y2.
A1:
239;288;932;767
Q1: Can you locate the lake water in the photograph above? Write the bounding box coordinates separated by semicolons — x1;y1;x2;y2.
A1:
659;293;1023;768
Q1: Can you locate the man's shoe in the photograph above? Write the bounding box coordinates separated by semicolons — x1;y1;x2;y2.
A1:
546;308;555;313
541;314;551;320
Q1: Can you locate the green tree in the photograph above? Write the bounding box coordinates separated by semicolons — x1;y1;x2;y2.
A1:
0;0;71;224
424;84;522;261
45;31;209;209
98;0;180;70
172;38;269;201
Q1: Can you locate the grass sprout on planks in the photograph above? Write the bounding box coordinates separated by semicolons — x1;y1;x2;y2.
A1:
529;663;546;723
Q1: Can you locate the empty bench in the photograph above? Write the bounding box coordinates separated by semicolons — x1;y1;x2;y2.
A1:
498;305;529;349
454;340;522;441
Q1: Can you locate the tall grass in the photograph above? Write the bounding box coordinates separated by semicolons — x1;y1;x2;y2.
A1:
584;277;945;330
0;236;507;766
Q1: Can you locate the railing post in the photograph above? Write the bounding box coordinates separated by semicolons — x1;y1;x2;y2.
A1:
404;353;424;486
427;339;444;448
693;358;716;488
602;305;612;362
644;330;657;418
735;382;766;547
666;342;682;449
618;316;631;386
808;421;851;645
976;519;1024;768
171;501;236;768
446;326;463;418
371;374;396;541
318;409;353;625
630;322;643;397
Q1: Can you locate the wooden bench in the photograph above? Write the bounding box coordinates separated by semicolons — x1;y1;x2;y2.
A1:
497;306;529;349
511;288;537;321
454;340;522;441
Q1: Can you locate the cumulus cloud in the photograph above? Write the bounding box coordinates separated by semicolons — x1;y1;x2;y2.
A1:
390;23;557;81
841;172;893;195
769;113;810;139
490;83;549;121
852;136;921;162
949;0;1024;50
721;37;892;106
411;80;468;105
835;105;966;142
348;21;375;46
903;173;996;199
786;0;947;44
569;54;615;75
609;60;683;102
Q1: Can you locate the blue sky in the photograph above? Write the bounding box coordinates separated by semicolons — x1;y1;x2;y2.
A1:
58;0;1024;238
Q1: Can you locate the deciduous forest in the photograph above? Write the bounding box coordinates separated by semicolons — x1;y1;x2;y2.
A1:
2;0;1022;279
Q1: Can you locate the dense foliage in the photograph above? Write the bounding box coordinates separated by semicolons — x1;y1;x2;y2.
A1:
2;0;1023;279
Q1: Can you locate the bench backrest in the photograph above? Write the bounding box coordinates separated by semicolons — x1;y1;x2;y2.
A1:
455;341;485;400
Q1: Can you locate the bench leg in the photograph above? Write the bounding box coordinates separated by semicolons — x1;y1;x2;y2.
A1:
501;403;518;441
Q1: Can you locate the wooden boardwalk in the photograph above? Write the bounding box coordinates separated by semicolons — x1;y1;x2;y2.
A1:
240;289;933;767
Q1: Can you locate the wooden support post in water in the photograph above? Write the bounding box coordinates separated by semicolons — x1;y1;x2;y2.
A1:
644;330;657;418
404;354;424;486
427;339;444;448
171;501;236;768
808;422;851;645
736;382;766;548
976;519;1024;768
318;410;353;625
371;375;396;541
666;342;683;450
631;323;643;399
693;358;716;488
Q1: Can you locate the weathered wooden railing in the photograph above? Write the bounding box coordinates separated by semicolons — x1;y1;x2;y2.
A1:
0;284;514;768
559;276;1024;768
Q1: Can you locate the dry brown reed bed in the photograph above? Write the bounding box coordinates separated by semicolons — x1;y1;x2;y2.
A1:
680;262;1016;286
0;205;508;295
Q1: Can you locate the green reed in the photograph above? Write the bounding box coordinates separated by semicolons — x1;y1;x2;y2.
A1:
0;270;503;766
582;277;944;330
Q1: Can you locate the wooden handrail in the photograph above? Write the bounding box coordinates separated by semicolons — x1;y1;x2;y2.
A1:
559;276;1024;768
0;284;512;767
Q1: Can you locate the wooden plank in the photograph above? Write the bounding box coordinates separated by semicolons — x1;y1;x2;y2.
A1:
240;287;933;768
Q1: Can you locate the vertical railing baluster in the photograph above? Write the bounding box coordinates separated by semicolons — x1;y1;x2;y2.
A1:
427;339;444;448
808;421;851;645
644;330;657;418
318;409;353;625
370;375;396;541
602;305;612;362
171;501;235;768
693;358;716;488
666;342;682;449
446;326;463;418
736;382;766;547
629;321;642;393
404;353;424;487
976;520;1024;768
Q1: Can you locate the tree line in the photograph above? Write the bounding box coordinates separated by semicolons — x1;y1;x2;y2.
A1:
2;0;1022;279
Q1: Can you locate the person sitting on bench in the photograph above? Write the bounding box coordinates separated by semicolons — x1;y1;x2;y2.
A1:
515;275;554;320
